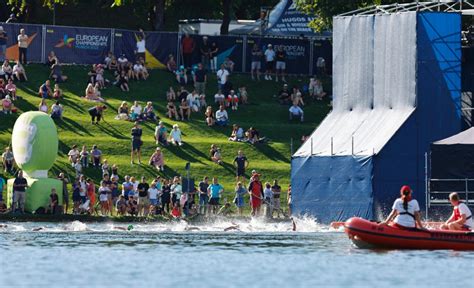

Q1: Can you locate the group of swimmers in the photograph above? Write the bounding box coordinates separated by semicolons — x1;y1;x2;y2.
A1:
382;185;473;231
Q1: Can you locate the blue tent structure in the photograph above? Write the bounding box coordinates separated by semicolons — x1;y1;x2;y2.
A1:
291;10;462;224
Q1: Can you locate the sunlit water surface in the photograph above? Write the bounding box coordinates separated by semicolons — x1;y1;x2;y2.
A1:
0;217;472;287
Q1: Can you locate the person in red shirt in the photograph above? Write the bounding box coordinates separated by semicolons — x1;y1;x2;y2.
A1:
87;179;96;214
181;33;195;69
248;171;264;216
171;202;182;218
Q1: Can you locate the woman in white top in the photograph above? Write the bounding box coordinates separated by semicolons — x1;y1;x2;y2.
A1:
381;185;424;229
169;124;183;146
17;28;28;64
38;99;48;113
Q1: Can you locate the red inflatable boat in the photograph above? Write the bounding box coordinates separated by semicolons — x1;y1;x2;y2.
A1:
344;217;474;250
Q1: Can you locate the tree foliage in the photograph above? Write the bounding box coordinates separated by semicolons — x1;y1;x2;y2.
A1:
296;0;413;32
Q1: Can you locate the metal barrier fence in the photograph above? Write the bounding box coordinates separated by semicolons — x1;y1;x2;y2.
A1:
0;22;332;75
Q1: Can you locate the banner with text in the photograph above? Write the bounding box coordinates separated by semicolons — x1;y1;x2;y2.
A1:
246;37;311;74
2;23;43;63
45;25;111;64
114;30;178;69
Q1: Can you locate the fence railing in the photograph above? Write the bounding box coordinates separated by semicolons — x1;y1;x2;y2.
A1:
0;22;332;75
427;178;474;207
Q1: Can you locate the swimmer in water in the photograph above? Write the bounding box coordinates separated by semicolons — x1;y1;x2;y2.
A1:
224;222;240;231
113;225;134;231
292;218;296;231
0;224;8;228
185;226;201;231
32;227;45;231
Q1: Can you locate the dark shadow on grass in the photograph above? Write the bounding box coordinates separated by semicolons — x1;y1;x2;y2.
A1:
220;161;237;175
57;116;93;136
165;143;206;165
252;143;290;163
96;121;128;139
61;96;85;114
57;139;71;157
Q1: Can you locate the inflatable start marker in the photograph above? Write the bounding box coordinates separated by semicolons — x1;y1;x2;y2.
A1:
7;112;63;213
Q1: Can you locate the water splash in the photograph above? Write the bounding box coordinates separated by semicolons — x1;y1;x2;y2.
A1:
0;216;338;234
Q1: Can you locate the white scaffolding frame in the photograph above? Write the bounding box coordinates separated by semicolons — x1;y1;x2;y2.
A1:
338;1;474;17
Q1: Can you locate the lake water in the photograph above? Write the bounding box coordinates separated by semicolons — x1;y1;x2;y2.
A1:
0;217;473;287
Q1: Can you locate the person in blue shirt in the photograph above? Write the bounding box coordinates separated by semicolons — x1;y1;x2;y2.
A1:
0;174;5;207
207;177;224;214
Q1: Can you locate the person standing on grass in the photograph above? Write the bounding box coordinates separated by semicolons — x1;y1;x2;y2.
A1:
264;44;275;81
0;174;5;211
194;63;207;95
98;180;110;216
248;171;264;217
48;188;59;214
137;176;150;217
216;64;229;92
198;176;210;215
251;44;262;81
17;28;28;65
233;150;249;184
0;26;7;62
181;33;195;69
275;45;286;83
90;145;102;168
131;121;143;165
208;177;224;215
234;182;247;216
2;146;15;174
271;180;282;218
58;173;69;214
13;170;28;214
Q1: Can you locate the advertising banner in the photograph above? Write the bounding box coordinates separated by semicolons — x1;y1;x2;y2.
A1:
182;35;244;72
45;25;111;64
114;30;178;69
246;36;311;74
2;23;43;62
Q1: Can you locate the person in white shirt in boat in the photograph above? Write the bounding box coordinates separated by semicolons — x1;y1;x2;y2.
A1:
440;192;473;231
380;185;424;229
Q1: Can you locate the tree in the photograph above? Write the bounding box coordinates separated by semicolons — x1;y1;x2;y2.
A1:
220;0;232;35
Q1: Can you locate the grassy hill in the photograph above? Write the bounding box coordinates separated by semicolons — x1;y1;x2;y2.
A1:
0;64;331;206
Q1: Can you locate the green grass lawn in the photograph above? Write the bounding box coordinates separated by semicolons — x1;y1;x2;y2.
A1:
0;64;331;207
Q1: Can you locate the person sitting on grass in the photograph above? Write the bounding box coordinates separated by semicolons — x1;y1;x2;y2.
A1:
218;201;233;216
215;105;228;126
291;87;304;106
50;100;63;119
5;79;17;100
171;202;182;218
2;146;14;173
13;61;27;82
133;60;148;80
154;121;168;146
53;83;62;99
246;127;261;144
130;101;143;122
214;89;225;105
228;124;244;142
175;65;187;85
47;51;58;67
143;101;157;121
205;106;215;126
109;56;118;71
166;54;177;73
116;101;129;121
2;61;13;81
117;54;128;72
166;101;179;120
211;147;223;165
85;83;104;102
179;98;191;121
238;86;248;105
167;86;176;102
209;144;220;163
39;80;52;99
149;147;165;172
50;62;68;83
2;95;13;114
441;192;473;231
127;194;138;216
309;78;327;100
170;124;183;146
187;90;201;112
289;103;304;122
278;83;291;105
90;145;102;168
116;70;129;92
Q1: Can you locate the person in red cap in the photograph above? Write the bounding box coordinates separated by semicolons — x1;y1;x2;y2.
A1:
381;185;424;229
248;170;264;216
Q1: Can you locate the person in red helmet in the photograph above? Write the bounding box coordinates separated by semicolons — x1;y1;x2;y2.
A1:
381;185;424;229
440;192;473;231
